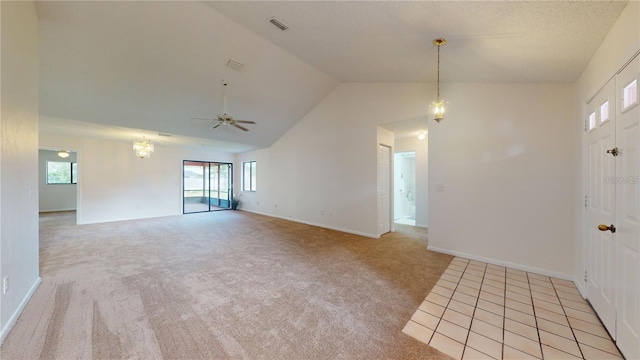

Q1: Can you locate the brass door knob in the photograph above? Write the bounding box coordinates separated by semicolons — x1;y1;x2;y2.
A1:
598;224;616;233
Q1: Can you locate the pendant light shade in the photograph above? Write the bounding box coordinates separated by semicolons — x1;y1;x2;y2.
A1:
432;38;447;123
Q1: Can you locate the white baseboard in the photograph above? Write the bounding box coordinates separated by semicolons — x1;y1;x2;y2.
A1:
1;276;41;343
427;246;574;282
39;208;76;213
239;209;380;239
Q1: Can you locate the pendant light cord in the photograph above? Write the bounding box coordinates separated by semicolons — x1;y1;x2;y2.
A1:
437;44;441;102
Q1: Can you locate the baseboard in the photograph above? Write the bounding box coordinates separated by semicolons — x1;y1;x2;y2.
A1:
1;276;41;343
427;246;574;282
39;208;76;213
239;209;380;239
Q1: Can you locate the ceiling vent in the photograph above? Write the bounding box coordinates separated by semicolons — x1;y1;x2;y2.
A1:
226;59;244;71
267;17;289;31
158;133;172;137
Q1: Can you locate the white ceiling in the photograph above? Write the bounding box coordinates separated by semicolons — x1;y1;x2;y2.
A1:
36;1;628;151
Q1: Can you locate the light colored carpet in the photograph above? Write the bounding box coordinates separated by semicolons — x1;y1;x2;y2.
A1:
2;211;453;359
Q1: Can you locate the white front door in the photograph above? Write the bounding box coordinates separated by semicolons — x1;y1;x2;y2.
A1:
586;78;617;335
614;55;639;360
378;144;391;235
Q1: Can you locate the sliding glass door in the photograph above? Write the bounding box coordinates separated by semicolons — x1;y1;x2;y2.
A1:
183;161;232;214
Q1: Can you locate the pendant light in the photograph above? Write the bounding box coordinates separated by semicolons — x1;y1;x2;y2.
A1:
432;38;447;123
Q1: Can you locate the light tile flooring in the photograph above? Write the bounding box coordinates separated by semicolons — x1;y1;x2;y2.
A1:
403;257;624;360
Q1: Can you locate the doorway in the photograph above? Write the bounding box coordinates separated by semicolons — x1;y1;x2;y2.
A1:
394;151;416;226
183;161;233;214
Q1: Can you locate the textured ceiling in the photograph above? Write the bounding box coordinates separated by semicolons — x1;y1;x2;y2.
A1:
210;1;628;83
35;1;628;150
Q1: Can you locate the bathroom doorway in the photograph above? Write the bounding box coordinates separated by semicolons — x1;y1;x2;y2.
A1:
394;152;416;226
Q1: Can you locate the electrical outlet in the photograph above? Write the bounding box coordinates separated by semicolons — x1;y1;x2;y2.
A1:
3;276;9;295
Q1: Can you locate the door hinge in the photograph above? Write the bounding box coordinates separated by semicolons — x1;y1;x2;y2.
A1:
606;147;619;156
584;270;588;282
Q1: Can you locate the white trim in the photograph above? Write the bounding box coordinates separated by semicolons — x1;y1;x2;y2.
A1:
39;208;77;213
427;246;574;282
239;209;380;239
1;277;42;343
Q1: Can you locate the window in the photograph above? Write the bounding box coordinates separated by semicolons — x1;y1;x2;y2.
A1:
588;111;596;130
243;161;256;191
599;101;609;123
47;161;77;184
622;78;638;110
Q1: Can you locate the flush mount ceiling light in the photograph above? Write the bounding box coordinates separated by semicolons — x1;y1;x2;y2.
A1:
133;137;154;159
431;38;447;123
57;150;70;158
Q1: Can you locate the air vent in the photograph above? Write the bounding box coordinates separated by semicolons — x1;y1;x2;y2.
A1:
267;17;289;31
158;133;172;137
226;59;244;71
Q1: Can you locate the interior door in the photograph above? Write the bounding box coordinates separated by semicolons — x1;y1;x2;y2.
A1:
378;145;391;235
614;55;639;360
586;78;617;335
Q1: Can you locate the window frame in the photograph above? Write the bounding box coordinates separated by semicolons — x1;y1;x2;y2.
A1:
46;161;78;185
242;161;257;192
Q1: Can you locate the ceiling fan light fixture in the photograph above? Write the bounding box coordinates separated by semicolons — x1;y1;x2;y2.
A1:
431;38;447;123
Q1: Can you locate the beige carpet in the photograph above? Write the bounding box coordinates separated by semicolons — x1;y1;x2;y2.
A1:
2;211;453;359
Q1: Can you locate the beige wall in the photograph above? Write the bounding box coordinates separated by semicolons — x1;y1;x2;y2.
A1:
39;133;235;224
0;1;41;341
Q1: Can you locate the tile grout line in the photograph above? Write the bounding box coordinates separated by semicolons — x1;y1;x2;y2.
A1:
501;266;507;360
431;259;469;351
550;280;587;359
525;271;546;359
459;261;488;360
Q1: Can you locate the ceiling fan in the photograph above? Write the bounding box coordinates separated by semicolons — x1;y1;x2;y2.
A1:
192;80;256;131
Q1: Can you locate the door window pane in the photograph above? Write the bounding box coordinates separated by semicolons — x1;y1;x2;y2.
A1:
183;161;232;213
623;79;638;110
600;101;609;123
588;111;596;130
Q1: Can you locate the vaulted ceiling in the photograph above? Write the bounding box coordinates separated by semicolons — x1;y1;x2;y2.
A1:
36;1;628;152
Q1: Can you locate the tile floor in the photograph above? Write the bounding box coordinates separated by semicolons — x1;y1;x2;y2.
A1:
403;257;624;359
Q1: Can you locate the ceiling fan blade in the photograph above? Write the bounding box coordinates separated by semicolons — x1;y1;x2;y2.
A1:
233;124;249;131
211;122;222;129
234;120;256;124
191;117;211;121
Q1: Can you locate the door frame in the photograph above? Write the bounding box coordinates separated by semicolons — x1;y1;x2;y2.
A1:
182;160;234;214
581;51;640;359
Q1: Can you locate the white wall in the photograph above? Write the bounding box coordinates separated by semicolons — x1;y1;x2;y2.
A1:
39;133;234;225
427;83;577;279
38;149;77;212
0;1;41;342
574;2;640;292
235;83;431;238
395;136;428;227
237;81;578;277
